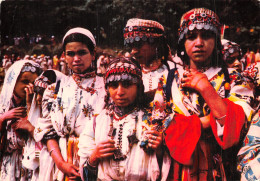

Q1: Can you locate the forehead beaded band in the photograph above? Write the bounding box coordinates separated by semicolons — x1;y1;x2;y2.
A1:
21;63;42;74
105;57;142;87
178;8;221;43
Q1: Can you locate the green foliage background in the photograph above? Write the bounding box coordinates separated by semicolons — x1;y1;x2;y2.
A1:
1;0;259;54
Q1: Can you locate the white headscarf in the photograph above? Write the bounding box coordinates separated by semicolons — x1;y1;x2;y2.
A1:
0;60;40;114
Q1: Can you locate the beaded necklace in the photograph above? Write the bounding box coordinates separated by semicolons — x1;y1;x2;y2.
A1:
72;72;97;95
107;109;139;176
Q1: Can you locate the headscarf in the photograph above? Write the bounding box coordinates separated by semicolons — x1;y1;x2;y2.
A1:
62;27;96;46
0;60;41;114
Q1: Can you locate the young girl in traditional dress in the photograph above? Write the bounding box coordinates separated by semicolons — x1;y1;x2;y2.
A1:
22;69;66;181
0;60;42;180
78;56;171;181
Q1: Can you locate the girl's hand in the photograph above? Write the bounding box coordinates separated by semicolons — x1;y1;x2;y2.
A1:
90;139;116;165
146;129;163;150
11;117;34;135
25;83;34;110
58;162;80;180
181;69;211;93
1;107;27;121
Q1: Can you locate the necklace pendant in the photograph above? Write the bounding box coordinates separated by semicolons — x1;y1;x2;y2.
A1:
113;149;126;161
108;127;117;137
127;133;139;148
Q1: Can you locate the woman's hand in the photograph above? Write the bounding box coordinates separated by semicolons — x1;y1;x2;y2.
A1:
1;107;27;121
89;139;116;165
181;69;211;93
11;117;34;137
146;129;163;151
25;83;35;111
58;162;80;180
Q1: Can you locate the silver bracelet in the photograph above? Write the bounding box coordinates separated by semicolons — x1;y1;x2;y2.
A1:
215;114;227;120
49;148;56;156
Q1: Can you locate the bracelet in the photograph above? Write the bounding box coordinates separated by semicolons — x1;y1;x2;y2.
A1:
49;148;56;156
215;114;226;120
86;156;97;169
84;157;97;175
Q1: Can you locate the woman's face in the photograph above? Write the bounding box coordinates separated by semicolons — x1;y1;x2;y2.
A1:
14;71;38;99
226;52;242;72
130;42;156;66
108;81;138;107
184;30;215;67
65;42;95;73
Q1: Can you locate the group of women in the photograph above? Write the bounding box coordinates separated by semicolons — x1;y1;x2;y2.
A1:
0;7;259;181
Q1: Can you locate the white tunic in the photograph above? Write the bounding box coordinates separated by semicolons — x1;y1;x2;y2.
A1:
34;75;106;181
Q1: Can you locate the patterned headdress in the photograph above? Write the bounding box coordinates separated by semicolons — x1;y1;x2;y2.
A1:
178;8;221;43
123;18;164;46
105;57;142;88
34;70;58;94
221;39;242;63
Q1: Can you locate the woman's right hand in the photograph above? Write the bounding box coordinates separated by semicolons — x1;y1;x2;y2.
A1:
89;139;116;165
1;107;27;121
58;161;80;180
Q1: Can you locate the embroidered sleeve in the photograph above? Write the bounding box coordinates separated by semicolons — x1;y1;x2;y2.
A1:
227;69;254;120
34;83;57;142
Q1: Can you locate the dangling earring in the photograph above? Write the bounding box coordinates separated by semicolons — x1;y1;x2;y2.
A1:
91;60;96;70
156;47;158;60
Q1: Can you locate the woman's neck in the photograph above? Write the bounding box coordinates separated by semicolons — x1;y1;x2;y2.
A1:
189;58;211;71
113;102;136;117
142;58;162;73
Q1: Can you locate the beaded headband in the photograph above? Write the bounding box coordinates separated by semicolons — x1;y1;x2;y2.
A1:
105;57;142;87
221;39;242;63
124;18;164;46
62;27;96;46
178;8;221;43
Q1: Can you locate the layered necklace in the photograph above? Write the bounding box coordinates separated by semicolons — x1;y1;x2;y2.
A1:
107;105;139;161
72;71;97;95
107;106;139;176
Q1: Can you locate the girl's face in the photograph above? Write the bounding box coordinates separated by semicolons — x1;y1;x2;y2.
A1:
14;71;38;99
130;42;156;66
184;30;215;67
65;42;95;74
108;81;138;107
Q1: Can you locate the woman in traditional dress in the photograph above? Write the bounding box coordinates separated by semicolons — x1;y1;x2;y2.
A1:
0;60;42;180
78;56;171;181
34;27;106;181
152;8;254;180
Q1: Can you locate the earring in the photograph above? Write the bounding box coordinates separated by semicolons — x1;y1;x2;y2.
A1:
156;47;158;60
